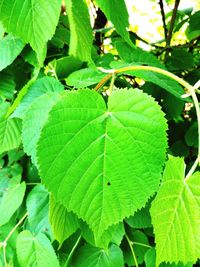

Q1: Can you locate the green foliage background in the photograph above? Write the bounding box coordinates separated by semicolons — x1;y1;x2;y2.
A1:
0;0;199;266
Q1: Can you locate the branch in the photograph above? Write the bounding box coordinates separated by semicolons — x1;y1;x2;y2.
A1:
166;0;181;46
158;0;168;43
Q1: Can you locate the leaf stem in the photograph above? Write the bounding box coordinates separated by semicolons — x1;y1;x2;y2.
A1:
185;157;199;180
108;73;115;95
133;241;152;248
1;212;28;266
64;234;82;267
4;212;28;243
97;65;200;175
95;73;113;91
125;233;138;267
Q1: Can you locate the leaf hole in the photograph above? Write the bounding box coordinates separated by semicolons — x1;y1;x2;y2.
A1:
107;182;111;186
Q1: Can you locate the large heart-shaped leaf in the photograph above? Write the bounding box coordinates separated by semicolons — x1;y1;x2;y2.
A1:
37;89;167;239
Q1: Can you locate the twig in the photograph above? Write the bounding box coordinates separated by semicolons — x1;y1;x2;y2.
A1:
166;0;181;46
158;0;168;43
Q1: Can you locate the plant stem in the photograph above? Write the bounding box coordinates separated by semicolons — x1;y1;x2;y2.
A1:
133;242;152;248
185;79;200;179
95;72;113;91
125;233;138;267
108;73;115;95
158;0;168;43
97;65;200;175
185;157;199;180
64;235;81;267
4;212;28;243
166;0;180;46
2;212;28;266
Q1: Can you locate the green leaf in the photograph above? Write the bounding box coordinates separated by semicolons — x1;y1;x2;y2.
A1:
21;46;40;68
0;0;62;65
162;93;185;121
124;230;149;266
49;195;80;247
65;0;93;62
66;68;106;88
81;221;124;249
95;0;132;46
12;77;64;119
0;222;19;264
0;21;4;39
22;93;61;165
37;88;167;239
111;60;184;99
47;56;82;79
111;41;185;99
144;248;156;267
0;176;26;226
7;73;40;118
150;156;200;266
0;102;22;154
115;41;164;68
166;49;194;71
16;230;60;267
26;185;52;237
73;244;124;267
0;33;24;71
144;248;193;267
0;70;16;100
186;11;200;41
185;122;198;148
125;203;152;229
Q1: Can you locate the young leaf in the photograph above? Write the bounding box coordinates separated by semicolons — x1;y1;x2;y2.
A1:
0;0;62;65
73;244;124;267
65;0;93;62
95;0;132;46
0;33;24;71
0;176;26;226
0;102;22;154
49;195;80;247
37;88;167;240
26;185;52;237
12;77;64;119
16;230;60;267
47;56;82;79
150;156;200;266
66;68;106;88
22;92;61;166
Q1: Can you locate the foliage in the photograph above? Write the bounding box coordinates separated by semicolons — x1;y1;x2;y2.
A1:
0;0;199;266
